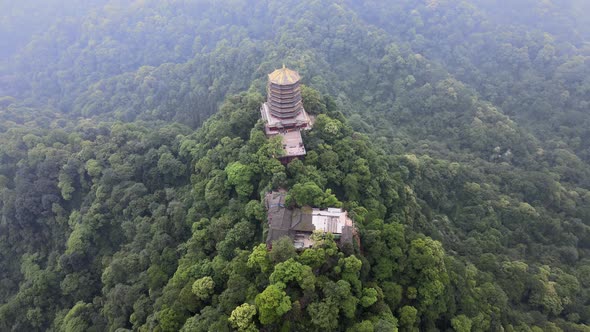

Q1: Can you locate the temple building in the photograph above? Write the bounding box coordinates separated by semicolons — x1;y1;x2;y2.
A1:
265;191;355;250
260;65;313;163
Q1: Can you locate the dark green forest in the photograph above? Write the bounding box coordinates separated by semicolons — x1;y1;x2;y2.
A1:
1;0;590;331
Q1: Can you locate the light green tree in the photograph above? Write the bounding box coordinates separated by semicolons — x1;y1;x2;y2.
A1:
270;258;315;291
192;276;215;300
451;314;472;332
399;305;418;332
229;303;257;332
247;243;271;272
225;161;254;198
255;284;292;325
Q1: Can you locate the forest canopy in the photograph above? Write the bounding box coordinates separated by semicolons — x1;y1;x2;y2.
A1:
1;0;590;331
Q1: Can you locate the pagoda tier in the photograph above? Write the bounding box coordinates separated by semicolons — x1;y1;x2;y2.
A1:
268;94;302;106
268;85;301;100
261;102;311;134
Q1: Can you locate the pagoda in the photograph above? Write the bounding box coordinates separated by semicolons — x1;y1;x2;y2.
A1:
260;65;313;163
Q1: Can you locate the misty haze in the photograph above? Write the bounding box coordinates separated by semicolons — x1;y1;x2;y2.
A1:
1;1;590;331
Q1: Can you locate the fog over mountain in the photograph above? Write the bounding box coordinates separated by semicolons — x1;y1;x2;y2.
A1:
1;1;589;331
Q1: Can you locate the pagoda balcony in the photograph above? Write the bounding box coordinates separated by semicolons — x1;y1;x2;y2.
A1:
268;81;301;90
268;91;299;98
270;108;303;116
270;109;303;119
268;100;303;110
268;95;301;104
268;89;300;97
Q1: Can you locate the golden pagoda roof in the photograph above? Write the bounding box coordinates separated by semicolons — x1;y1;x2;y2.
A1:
268;65;301;85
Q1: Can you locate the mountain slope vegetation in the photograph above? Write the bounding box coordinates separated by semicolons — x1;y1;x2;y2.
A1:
1;0;589;331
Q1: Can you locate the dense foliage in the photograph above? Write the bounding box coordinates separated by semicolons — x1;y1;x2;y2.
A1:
1;0;590;331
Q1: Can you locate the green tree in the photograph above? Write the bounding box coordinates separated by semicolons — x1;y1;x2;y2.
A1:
255;284;292;325
406;238;449;311
248;243;271;273
269;258;315;291
62;302;93;332
192;276;215;300
307;299;339;330
229;303;257;332
225;162;254;198
360;287;378;308
451;315;472;332
347;320;374;332
269;237;297;264
301;85;327;115
399;306;418;332
286;181;341;208
157;306;184;332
